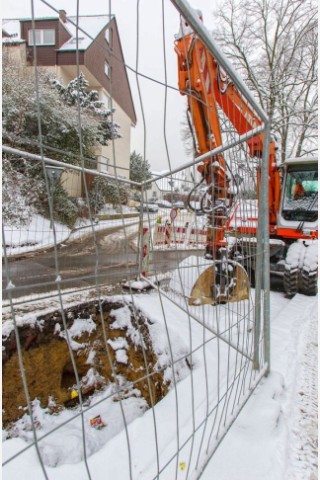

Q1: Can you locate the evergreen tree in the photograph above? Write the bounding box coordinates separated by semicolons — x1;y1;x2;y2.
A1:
52;72;102;110
129;151;152;188
52;72;121;147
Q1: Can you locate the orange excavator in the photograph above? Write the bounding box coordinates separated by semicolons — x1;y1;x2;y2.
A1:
174;11;318;305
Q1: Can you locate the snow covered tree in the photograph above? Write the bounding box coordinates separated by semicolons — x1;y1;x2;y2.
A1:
2;55;121;226
2;63;94;163
3;57;121;164
129;151;152;188
52;72;102;110
2;57;90;226
212;0;318;161
52;72;121;147
104;181;128;208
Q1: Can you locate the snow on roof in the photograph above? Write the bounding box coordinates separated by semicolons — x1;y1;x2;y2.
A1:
2;38;25;45
59;15;111;51
2;15;111;51
2;19;21;41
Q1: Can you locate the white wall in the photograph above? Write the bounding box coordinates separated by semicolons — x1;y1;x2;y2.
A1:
98;91;132;179
61;170;82;197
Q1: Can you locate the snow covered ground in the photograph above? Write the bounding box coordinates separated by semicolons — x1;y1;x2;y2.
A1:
2;286;318;479
201;292;318;480
2;207;318;479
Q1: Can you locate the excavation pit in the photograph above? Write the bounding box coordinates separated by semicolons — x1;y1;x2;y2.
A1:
2;298;171;428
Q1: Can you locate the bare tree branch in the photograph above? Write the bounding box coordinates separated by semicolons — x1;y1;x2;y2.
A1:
212;0;318;162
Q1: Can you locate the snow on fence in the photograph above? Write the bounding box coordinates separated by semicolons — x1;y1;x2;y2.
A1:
2;1;270;479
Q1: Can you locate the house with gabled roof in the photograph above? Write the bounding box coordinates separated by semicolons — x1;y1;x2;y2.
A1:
2;10;136;195
147;169;195;205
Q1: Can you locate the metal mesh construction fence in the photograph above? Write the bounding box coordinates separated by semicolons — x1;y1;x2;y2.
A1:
2;1;270;479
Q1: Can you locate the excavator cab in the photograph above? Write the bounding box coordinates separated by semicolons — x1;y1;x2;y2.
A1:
274;157;318;297
278;157;318;229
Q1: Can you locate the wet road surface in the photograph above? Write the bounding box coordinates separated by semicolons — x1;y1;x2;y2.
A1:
2;223;204;300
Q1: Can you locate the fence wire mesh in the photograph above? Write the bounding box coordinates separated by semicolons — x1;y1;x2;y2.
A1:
2;1;270;479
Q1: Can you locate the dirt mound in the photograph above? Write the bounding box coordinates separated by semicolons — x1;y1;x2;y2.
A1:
3;299;169;426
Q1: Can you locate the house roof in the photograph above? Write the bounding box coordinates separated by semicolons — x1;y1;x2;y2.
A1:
2;14;137;125
58;15;111;51
2;15;111;51
2;19;23;42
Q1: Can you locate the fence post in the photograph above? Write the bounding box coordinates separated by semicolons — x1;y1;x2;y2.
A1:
262;121;271;376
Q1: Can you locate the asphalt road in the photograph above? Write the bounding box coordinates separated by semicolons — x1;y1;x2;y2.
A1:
2;223;204;300
3;221;285;301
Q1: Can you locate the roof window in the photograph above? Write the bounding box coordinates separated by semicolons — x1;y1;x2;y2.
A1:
69;37;85;45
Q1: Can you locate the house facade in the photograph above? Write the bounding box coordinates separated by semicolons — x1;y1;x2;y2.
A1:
147;169;195;205
3;11;136;195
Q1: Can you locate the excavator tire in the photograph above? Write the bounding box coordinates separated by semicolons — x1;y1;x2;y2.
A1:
300;268;318;296
283;241;318;298
188;262;250;306
283;267;299;298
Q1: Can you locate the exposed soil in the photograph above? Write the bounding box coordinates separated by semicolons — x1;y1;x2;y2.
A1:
2;299;169;427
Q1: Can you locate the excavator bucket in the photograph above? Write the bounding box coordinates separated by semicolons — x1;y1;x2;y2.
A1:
188;261;250;306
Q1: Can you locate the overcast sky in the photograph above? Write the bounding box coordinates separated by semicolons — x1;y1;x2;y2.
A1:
3;0;218;171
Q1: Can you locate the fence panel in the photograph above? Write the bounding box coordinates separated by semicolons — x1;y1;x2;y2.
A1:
2;1;269;479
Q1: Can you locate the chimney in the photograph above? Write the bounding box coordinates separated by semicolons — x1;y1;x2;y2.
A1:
59;10;67;23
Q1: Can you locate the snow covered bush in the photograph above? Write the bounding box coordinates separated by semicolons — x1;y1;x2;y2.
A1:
2;57;122;226
89;176;128;210
52;183;78;228
51;72;103;111
2;157;34;227
89;191;106;215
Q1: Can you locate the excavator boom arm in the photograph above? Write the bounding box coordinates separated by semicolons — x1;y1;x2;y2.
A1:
175;29;280;225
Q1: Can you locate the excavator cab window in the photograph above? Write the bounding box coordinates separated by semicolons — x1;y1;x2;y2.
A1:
282;165;318;222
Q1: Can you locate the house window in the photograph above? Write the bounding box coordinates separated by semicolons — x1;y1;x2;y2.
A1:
105;28;112;46
104;60;111;78
105;93;112;110
100;90;112;111
96;155;110;173
28;29;55;46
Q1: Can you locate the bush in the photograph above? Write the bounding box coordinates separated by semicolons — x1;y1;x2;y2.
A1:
2;159;33;227
52;183;78;227
89;176;128;209
88;191;105;215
